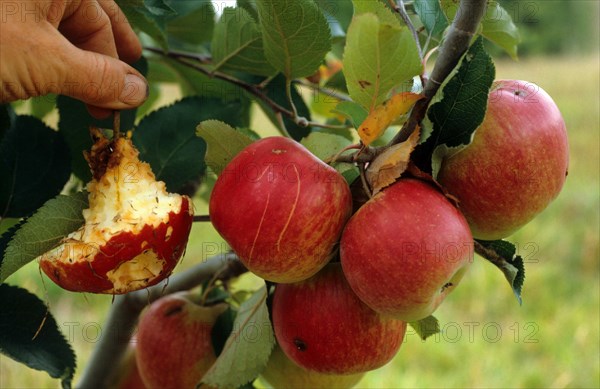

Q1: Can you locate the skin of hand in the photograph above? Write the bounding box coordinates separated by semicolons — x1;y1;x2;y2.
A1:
0;0;147;118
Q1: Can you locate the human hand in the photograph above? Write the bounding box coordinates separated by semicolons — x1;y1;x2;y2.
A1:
0;0;146;117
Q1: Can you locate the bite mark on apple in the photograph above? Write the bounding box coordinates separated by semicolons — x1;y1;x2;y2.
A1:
276;164;301;252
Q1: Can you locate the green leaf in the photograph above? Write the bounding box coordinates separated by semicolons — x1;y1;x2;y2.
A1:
427;37;495;148
196;120;254;175
212;7;276;76
237;0;259;21
134;96;250;193
0;220;25;270
162;59;253;116
414;0;449;37
476;240;525;305
0;104;14;140
119;0;173;50
315;0;353;32
332;100;368;128
0;284;76;388
409;315;440;341
0;115;70;218
343;13;422;111
0;192;87;283
257;75;312;141
132;98;206;194
300;132;359;183
30;95;57;119
257;0;331;79
352;0;400;26
201;286;275;388
57;57;146;181
166;1;215;46
481;0;520;59
211;306;237;356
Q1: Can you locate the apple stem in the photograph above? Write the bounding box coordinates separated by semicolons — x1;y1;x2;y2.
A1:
193;215;211;222
358;163;373;198
113;111;121;139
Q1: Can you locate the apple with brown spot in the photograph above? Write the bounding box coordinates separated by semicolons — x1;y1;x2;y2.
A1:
340;178;473;322
438;80;569;240
272;263;406;374
209;137;352;283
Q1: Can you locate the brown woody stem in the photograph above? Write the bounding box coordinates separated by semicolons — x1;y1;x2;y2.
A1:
390;0;487;146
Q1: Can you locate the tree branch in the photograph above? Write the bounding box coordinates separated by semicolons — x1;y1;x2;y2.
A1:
390;0;487;146
145;47;350;132
78;253;244;389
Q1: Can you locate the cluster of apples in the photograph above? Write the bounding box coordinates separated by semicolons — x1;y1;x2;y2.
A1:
122;80;568;388
209;80;569;381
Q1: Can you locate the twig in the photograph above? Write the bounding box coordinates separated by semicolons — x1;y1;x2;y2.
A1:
113;111;120;138
193;215;211;222
146;48;349;132
144;46;212;64
389;0;487;146
389;0;424;60
358;163;372;198
78;253;244;389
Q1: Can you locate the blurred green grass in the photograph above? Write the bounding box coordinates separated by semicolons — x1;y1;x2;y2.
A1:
1;55;599;388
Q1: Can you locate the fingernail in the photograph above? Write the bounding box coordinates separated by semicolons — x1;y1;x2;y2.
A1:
120;74;148;105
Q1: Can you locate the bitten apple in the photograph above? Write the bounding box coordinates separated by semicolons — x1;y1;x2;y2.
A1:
260;345;364;389
438;80;569;240
39;129;193;294
135;292;227;389
272;263;406;374
209;137;352;283
340;178;473;322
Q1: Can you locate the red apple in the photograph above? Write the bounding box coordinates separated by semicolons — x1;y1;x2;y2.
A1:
438;80;569;240
272;263;406;374
39;130;193;294
260;344;364;389
135;292;226;389
209;137;352;283
340;178;473;322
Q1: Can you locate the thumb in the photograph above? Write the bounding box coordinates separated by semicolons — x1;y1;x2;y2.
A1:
55;46;148;110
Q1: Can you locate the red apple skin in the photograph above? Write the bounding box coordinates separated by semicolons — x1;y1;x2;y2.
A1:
260;345;365;389
340;178;473;322
438;80;569;240
209;137;352;283
135;292;226;389
39;197;193;294
272;263;406;374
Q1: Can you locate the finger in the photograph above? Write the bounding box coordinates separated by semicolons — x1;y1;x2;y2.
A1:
58;0;118;59
98;0;142;63
52;37;148;109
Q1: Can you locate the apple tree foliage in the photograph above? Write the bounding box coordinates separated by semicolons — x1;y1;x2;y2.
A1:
0;0;526;387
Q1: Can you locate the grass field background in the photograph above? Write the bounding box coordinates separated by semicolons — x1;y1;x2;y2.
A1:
1;54;598;388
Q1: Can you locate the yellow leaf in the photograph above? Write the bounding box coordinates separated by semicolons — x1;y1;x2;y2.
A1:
366;127;421;195
358;92;422;146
